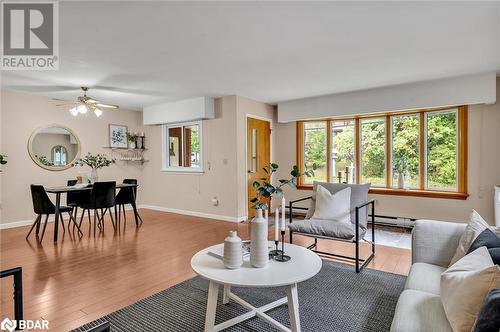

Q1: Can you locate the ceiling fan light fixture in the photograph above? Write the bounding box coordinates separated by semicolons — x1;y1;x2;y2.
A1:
94;108;103;117
69;107;79;116
77;104;88;114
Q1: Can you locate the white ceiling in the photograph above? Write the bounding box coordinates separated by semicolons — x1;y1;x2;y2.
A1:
2;1;499;110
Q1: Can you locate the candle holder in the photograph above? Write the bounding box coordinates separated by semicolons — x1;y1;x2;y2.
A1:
269;240;283;257
274;230;291;262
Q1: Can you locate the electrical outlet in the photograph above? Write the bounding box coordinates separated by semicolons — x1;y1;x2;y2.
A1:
211;197;219;206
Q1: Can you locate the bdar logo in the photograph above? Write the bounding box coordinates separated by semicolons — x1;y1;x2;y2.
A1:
0;318;16;332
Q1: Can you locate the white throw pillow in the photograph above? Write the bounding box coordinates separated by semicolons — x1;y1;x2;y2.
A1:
450;210;496;266
311;186;351;223
441;246;500;332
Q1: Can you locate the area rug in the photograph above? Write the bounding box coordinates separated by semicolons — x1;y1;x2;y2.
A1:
73;261;405;332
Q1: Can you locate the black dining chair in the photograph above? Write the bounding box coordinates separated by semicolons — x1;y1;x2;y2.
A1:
27;185;80;241
78;181;117;236
115;179;142;226
66;180;91;227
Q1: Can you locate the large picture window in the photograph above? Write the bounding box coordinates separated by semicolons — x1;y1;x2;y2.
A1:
297;106;468;199
162;121;203;172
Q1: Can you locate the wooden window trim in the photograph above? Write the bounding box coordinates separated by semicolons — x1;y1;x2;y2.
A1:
296;106;469;200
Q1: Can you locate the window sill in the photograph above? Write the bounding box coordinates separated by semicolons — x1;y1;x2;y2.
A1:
160;168;204;174
297;185;468;200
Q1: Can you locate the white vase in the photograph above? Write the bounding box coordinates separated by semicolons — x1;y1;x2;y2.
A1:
397;173;405;189
90;168;98;183
223;231;243;269
129;141;136;149
250;209;269;268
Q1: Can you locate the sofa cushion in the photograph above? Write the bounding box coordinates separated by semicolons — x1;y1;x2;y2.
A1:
305;182;371;231
390;289;452;332
404;262;446;295
450;210;493;266
473;288;500;332
441;246;500;332
289;218;366;240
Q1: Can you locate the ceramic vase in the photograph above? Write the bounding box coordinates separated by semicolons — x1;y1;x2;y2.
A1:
250;209;269;268
223;231;243;269
90;168;98;183
130;141;136;149
397;173;405;189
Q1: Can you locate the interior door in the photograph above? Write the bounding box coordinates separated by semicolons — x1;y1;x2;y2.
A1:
247;117;271;218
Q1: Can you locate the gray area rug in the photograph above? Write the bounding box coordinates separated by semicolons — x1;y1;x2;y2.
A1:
73;261;405;332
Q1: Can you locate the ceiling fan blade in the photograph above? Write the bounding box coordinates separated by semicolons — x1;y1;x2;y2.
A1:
85;98;98;104
96;103;119;109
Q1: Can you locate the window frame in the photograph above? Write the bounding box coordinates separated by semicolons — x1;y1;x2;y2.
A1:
161;120;204;173
296;106;468;199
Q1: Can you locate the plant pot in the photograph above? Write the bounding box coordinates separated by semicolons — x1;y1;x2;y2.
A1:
223;231;243;269
90;168;98;183
129;141;136;149
397;173;405;189
250;209;269;268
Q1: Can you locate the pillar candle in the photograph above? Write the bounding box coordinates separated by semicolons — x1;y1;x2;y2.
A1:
281;197;286;231
275;209;279;241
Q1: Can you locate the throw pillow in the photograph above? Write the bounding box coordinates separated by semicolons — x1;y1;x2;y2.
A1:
441;246;500;332
311;185;351;223
467;228;500;264
473;289;500;332
450;210;493;266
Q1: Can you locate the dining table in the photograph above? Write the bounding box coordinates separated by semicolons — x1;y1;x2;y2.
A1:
45;183;141;242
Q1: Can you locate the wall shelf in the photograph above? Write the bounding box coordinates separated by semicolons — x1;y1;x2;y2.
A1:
103;147;148;164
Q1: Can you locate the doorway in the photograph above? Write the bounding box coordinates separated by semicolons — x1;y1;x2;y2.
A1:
247;117;271;218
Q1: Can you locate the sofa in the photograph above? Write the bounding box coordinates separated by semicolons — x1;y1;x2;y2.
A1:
390;219;467;332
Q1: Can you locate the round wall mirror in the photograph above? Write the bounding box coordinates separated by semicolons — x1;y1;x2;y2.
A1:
28;125;81;171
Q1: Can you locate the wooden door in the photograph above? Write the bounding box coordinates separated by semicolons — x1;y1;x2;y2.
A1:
247;117;271;218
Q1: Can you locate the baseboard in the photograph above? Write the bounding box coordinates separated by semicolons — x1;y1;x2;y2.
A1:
138;204;246;223
0;206;134;230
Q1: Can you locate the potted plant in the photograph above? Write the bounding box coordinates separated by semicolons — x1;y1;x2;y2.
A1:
248;163;315;268
74;153;115;183
394;157;409;189
126;132;139;149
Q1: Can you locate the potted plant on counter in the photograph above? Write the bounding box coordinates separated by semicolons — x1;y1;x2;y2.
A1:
74;153;115;183
126;132;139;149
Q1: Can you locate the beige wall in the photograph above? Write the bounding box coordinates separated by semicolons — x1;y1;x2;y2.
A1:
0;90;144;224
274;78;500;225
139;95;276;220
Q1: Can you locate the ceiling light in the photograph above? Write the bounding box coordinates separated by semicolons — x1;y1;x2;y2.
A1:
69;107;79;116
77;104;88;114
94;108;103;117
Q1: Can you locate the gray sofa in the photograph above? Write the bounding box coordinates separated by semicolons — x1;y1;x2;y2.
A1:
391;219;467;332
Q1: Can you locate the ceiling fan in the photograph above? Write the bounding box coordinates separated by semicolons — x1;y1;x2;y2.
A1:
55;87;119;117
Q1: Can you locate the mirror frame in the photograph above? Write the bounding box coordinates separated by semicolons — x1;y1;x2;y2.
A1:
28;124;81;171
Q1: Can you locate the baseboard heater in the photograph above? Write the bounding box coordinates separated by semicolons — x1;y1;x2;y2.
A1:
288;208;415;229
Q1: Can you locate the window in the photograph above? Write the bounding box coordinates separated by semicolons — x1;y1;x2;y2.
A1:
302;122;327;184
296;106;468;199
162;121;203;172
51;145;67;166
361;117;386;187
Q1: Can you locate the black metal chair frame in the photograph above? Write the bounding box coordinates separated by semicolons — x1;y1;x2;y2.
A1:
0;267;23;327
289;197;376;273
78;182;117;236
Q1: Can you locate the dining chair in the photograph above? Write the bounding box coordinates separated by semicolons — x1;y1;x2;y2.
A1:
26;185;80;241
78;181;117;236
115;179;142;226
66;180;91;228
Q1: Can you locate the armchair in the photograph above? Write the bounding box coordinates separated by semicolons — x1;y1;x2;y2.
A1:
288;182;375;272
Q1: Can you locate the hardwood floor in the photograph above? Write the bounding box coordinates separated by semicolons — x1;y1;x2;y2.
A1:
1;209;411;331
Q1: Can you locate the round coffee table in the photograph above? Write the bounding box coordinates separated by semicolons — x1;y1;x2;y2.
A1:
191;242;322;332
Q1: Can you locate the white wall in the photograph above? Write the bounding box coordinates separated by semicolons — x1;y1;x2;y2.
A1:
278;72;497;122
274;78;500;225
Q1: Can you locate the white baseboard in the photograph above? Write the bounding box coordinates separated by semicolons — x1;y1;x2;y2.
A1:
139;204;247;223
0;206;134;230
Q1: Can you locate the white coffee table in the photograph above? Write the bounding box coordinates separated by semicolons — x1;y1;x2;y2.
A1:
191;242;322;332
